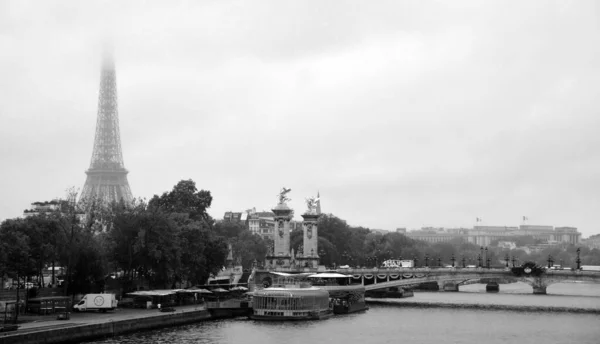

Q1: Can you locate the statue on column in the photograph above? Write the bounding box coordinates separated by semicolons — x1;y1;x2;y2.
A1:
278;187;292;205
305;196;319;214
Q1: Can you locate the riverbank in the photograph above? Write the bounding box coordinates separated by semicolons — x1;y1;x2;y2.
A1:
365;284;600;314
366;299;600;314
0;305;211;344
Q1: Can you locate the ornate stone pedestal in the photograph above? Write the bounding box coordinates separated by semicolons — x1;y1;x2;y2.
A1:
299;211;320;269
265;201;293;269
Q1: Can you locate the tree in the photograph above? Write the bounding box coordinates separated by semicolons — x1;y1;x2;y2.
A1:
214;221;246;239
148;179;213;221
231;231;269;269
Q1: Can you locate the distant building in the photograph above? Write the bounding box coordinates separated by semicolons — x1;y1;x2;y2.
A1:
396;228;407;234
405;224;580;246
23;199;86;223
248;209;275;240
581;234;600;250
23;200;62;217
223;211;247;223
405;228;466;243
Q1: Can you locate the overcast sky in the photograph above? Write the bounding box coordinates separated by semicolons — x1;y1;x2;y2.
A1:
1;0;599;237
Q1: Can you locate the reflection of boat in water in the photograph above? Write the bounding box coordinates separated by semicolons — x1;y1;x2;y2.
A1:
306;273;368;314
250;285;332;321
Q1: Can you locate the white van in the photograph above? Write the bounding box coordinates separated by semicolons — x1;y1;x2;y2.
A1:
73;294;118;312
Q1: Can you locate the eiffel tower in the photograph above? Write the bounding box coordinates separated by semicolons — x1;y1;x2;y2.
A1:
80;55;133;205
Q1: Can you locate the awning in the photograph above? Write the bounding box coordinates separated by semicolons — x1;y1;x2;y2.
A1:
179;288;212;294
127;290;179;297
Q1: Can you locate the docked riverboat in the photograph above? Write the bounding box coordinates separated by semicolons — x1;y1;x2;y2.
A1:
250;285;332;321
307;273;368;314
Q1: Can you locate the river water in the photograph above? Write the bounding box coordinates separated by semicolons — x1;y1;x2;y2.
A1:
91;282;600;344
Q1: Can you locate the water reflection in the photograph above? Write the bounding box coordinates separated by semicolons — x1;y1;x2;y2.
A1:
89;283;600;344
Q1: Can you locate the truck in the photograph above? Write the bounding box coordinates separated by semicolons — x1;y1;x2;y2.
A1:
382;259;414;268
73;294;118;312
581;265;600;272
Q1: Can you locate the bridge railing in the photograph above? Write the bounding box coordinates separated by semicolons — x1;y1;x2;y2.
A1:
338;267;510;274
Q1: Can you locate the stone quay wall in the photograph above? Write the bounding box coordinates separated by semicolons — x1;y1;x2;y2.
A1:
0;309;211;344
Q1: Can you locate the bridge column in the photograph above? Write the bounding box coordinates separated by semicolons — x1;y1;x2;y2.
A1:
531;277;548;295
442;282;459;292
485;282;499;292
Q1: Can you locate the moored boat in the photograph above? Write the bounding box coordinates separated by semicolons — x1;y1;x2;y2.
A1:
249;286;332;321
307;273;368;314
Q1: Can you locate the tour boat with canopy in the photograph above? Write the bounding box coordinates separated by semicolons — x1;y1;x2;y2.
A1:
250;285;332;321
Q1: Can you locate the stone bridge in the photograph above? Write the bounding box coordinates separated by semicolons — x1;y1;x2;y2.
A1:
338;268;600;294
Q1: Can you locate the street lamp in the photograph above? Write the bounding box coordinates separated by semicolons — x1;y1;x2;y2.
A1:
425;254;429;268
576;248;581;270
461;255;466;268
511;256;516;268
485;247;488;267
451;254;456;268
477;254;482;268
413;256;418;268
547;255;554;269
504;253;509;268
437;256;441;267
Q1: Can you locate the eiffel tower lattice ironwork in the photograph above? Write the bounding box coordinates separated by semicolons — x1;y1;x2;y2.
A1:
80;56;133;204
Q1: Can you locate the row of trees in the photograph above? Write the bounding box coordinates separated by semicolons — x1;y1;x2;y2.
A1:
0;180;232;294
289;214;600;269
2;180;599;296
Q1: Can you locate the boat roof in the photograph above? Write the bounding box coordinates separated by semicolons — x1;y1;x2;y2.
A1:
253;286;329;297
307;273;351;278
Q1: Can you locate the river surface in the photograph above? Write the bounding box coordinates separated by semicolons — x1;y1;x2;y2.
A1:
90;282;600;344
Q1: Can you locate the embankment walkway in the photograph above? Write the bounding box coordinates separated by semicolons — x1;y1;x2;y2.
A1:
0;305;211;344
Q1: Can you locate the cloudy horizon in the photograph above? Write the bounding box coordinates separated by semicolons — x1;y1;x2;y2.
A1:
1;1;599;237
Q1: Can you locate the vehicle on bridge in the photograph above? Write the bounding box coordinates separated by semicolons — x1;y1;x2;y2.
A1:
581;265;600;272
382;259;414;268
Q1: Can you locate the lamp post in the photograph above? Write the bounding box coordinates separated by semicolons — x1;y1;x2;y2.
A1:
413;256;418;268
547;255;554;269
425;254;429;268
477;254;482;268
451;254;456;268
511;256;516;268
484;247;488;268
504;253;509;268
437;256;441;267
576;248;581;270
461;255;466;268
